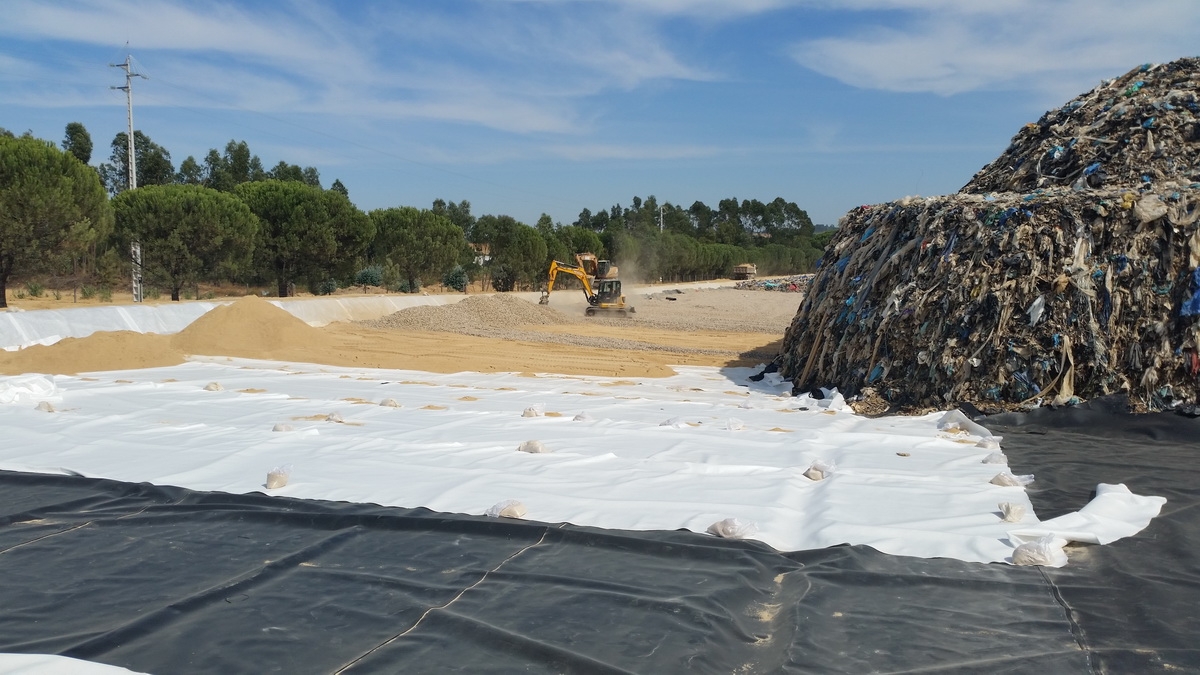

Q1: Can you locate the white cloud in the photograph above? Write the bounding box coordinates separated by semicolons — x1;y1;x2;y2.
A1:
545;142;719;161
790;0;1200;98
499;0;798;19
0;0;720;137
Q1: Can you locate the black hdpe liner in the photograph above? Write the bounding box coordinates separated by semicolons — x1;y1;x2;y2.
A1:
0;403;1195;674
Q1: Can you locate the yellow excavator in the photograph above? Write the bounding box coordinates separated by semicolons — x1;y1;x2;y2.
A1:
539;253;634;317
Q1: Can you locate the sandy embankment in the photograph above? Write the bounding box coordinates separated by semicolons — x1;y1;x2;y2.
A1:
0;288;803;378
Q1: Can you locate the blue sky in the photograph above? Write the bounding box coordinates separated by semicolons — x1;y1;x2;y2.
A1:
2;0;1198;227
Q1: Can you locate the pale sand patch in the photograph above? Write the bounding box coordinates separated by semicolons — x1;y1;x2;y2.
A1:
0;290;798;378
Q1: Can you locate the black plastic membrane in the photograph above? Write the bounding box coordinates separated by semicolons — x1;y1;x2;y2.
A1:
0;401;1196;673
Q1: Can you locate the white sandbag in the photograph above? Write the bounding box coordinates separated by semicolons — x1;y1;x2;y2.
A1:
1010;535;1068;567
203;382;223;391
486;499;527;519
937;409;993;439
982;451;1007;464
706;517;758;539
522;404;544;418
265;465;292;489
804;459;836;482
517;440;549;454
726;417;745;431
990;472;1034;487
0;374;57;404
35;401;56;413
999;502;1026;523
975;436;1003;450
379;398;401;407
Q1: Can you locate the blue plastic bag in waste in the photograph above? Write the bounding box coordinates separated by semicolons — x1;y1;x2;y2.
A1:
1181;268;1200;317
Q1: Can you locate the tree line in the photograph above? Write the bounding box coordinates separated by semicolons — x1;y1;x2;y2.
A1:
0;122;825;308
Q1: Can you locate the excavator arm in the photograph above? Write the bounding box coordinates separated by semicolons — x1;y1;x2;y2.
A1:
541;260;596;305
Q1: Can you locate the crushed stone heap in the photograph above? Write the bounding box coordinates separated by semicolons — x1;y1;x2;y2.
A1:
776;186;1200;411
962;57;1200;194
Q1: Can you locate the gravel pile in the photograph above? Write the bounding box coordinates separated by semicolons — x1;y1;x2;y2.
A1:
366;294;578;333
360;289;799;359
623;288;802;334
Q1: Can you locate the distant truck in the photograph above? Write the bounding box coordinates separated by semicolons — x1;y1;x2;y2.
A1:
731;263;757;280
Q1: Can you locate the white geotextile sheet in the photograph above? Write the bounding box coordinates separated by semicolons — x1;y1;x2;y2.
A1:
0;302;220;351
0;361;1163;565
0;654;146;674
1010;483;1167;545
0;296;466;351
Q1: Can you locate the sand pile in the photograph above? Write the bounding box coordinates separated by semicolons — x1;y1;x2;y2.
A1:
0;331;183;375
777;58;1200;412
0;297;341;375
172;295;340;359
365;294;578;333
962;57;1200;194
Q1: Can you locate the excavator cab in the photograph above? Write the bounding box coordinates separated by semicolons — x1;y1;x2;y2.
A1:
593;279;622;305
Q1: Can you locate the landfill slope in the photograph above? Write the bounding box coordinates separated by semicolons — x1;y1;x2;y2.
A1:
962;57;1200;194
778;57;1200;411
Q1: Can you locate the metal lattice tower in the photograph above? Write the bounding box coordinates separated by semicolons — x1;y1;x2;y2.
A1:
110;54;147;302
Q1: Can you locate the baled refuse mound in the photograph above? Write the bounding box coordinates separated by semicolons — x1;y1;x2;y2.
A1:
778;57;1200;411
962;57;1200;194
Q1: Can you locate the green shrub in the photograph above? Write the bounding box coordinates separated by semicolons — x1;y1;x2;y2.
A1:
442;265;468;292
355;265;383;289
52;288;61;300
381;259;402;292
145;287;162;300
26;282;43;297
81;285;96;300
397;278;420;294
99;286;113;302
315;278;339;296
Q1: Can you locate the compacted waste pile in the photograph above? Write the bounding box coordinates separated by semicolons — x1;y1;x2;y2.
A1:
734;274;814;292
777;58;1200;411
962;57;1200;194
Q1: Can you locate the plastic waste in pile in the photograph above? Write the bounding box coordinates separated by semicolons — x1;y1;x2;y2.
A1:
777;57;1200;411
962;58;1200;194
734;274;815;293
